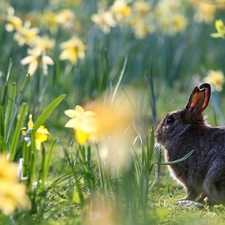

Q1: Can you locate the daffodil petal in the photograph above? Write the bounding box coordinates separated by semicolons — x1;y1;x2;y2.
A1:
65;118;79;128
64;109;81;118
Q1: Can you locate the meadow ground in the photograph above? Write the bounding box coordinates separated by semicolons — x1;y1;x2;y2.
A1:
0;0;225;224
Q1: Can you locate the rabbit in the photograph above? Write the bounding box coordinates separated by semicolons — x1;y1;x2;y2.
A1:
154;83;225;205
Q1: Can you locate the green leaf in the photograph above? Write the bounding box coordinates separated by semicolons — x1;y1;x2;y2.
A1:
9;103;27;161
154;150;194;166
33;94;66;131
44;139;57;181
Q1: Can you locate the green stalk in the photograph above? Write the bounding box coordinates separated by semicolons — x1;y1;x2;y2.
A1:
33;94;66;131
43;139;57;182
64;146;84;204
5;82;16;142
9;103;27;161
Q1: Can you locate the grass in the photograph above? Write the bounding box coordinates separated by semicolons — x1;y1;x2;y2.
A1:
0;0;225;224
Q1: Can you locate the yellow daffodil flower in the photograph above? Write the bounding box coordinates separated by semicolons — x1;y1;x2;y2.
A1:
39;10;58;33
91;10;117;34
22;114;50;150
59;37;85;65
193;2;216;24
14;21;39;46
0;154;30;215
5;7;22;32
55;9;75;29
204;70;225;92
211;20;225;39
155;0;187;35
65;106;97;145
133;1;151;17
111;0;131;21
21;48;54;75
29;35;55;55
65;100;132;145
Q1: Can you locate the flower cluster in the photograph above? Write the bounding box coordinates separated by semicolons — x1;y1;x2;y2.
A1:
0;154;30;215
4;6;85;75
91;0;189;38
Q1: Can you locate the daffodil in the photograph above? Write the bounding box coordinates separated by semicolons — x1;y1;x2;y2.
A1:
133;1;151;17
14;21;39;46
65;98;133;145
55;9;75;29
22;114;50;150
5;7;22;32
59;37;85;65
29;35;55;55
204;70;225;92
39;10;58;33
0;154;30;215
91;10;117;34
155;0;187;35
130;19;151;39
111;0;131;21
65;105;97;145
21;48;54;75
193;2;216;24
211;20;225;39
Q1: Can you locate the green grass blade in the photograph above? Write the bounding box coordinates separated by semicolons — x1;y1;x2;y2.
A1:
5;82;16;142
44;139;57;181
33;94;66;131
154;150;194;166
9;103;27;161
1;59;12;105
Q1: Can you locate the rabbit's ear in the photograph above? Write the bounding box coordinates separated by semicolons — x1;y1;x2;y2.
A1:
185;83;211;115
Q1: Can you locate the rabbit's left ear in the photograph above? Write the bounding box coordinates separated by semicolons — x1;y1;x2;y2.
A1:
185;83;211;115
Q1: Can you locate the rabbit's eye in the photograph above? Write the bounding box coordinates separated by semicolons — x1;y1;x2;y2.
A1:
165;115;175;125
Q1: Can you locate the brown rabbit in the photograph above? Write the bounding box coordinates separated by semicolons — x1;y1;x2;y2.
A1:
155;83;225;204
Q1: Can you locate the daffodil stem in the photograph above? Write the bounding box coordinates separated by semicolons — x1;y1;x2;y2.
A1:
29;131;37;196
95;145;104;190
9;103;27;161
64;146;84;204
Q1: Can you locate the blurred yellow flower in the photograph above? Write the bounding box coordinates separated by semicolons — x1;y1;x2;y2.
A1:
204;70;225;92
65;97;132;145
83;196;121;225
29;35;55;55
155;0;187;35
65;105;97;145
59;37;85;65
40;10;58;33
171;14;187;33
211;20;225;39
133;1;151;17
5;7;22;32
130;18;150;39
14;21;39;46
111;0;131;21
193;2;216;23
91;10;117;34
55;9;75;29
22;114;50;150
21;48;54;75
0;154;29;215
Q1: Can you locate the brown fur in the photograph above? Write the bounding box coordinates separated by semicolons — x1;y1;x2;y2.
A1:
155;83;225;204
